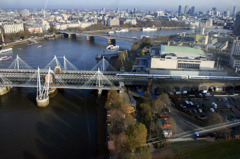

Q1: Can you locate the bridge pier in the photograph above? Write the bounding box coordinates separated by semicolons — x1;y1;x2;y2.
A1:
86;36;95;41
36;96;50;107
69;34;77;39
98;89;102;97
119;82;125;94
0;86;12;96
108;39;116;45
63;33;69;38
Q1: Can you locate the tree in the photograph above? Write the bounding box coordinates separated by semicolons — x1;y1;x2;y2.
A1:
48;26;57;33
152;93;171;114
125;123;147;152
115;50;128;70
105;90;122;109
121;93;130;105
208;112;230;139
122;146;152;159
139;103;152;123
124;115;136;130
110;133;127;154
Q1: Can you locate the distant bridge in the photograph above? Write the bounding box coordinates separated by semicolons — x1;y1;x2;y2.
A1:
59;31;140;44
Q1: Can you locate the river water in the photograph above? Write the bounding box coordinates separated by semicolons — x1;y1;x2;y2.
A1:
0;29;200;159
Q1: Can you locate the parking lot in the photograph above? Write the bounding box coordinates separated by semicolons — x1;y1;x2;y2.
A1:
174;94;240;122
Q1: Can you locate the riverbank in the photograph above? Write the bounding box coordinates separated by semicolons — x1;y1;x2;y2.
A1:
85;26;189;33
1;34;62;48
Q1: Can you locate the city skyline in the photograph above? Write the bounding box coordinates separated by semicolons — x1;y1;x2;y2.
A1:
0;0;239;12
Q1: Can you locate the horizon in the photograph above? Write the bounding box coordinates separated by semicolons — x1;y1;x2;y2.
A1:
0;0;239;12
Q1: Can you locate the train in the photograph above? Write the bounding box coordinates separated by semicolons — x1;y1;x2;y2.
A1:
115;73;240;80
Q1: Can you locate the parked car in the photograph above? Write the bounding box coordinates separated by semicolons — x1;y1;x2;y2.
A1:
198;108;202;113
210;108;215;112
225;103;230;108
211;102;217;108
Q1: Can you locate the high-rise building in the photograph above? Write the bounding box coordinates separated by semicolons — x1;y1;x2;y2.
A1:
233;6;237;17
230;37;240;68
178;5;182;16
234;12;240;36
189;6;195;16
212;7;217;12
184;5;188;16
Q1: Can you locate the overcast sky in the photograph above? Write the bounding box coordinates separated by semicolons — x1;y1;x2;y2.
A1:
0;0;239;12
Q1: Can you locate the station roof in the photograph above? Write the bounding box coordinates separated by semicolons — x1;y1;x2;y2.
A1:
161;45;205;57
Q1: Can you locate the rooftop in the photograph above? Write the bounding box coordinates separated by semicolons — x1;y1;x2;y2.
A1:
161;45;205;57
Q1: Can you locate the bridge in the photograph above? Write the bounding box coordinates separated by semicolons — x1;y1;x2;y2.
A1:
1;55;240;107
59;31;140;44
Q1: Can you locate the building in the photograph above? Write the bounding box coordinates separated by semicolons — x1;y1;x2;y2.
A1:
184;5;188;16
195;34;209;45
2;23;24;34
233;6;237;17
120;17;137;25
107;17;119;26
20;9;30;17
230;37;240;68
234;12;240;36
150;45;215;70
27;27;43;34
178;5;182;16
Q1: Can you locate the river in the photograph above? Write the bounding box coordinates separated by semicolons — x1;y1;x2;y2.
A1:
0;29;203;159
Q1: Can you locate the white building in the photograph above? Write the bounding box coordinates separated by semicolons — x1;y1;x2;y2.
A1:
107;17;120;26
230;37;240;68
2;23;24;34
20;9;30;17
151;45;215;70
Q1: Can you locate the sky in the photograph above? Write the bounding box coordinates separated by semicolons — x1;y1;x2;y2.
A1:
0;0;239;12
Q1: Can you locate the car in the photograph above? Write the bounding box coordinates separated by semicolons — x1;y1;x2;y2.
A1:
193;109;197;113
198;108;202;113
196;104;200;108
225;103;230;108
200;114;207;120
194;130;199;137
189;102;194;107
211;102;217;108
210;108;215;112
222;97;228;102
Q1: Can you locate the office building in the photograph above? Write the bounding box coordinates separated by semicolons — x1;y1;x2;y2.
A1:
184;5;188;16
233;6;237;17
230;37;240;68
178;5;182;16
234;12;240;36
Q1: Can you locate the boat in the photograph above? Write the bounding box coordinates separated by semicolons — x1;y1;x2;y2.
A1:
106;45;119;51
106;31;114;34
115;29;129;33
142;26;157;32
0;48;12;53
37;45;42;48
0;56;12;61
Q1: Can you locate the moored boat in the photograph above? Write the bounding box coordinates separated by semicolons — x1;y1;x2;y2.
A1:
0;56;12;61
0;48;12;53
115;29;129;33
106;45;119;51
142;26;157;32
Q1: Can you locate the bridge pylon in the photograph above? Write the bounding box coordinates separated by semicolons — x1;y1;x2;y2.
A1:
36;67;51;107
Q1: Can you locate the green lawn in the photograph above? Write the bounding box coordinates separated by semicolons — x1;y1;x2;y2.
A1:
176;140;240;159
